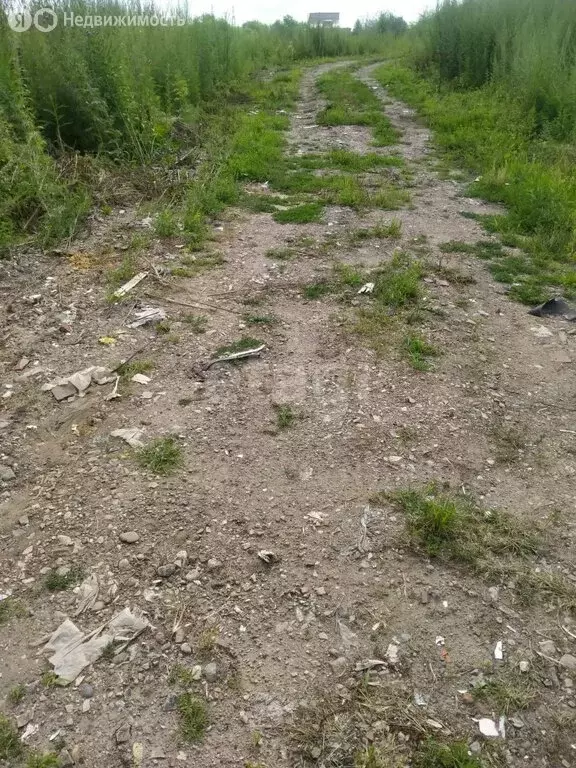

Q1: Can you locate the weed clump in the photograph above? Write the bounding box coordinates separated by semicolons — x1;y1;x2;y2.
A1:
136;437;183;475
384;483;541;563
45;566;84;592
402;334;439;371
177;693;208;742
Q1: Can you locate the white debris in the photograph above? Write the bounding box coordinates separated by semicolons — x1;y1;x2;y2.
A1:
21;723;38;742
337;619;358;650
111;427;145;448
131;374;151;385
45;607;149;683
128;306;167;328
112;271;148;298
478;716;505;738
357;282;375;294
530;325;553;338
435;635;445;647
385;643;400;665
494;640;504;660
74;574;99;616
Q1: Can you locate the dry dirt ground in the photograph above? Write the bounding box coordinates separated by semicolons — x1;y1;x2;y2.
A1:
1;62;576;768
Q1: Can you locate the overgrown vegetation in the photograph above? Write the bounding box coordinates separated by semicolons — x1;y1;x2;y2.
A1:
376;0;576;303
317;70;399;145
0;4;403;254
0;596;25;625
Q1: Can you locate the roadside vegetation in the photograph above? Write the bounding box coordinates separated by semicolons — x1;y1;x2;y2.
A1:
376;0;576;304
0;4;404;255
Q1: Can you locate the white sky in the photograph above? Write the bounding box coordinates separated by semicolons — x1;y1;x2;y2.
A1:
185;0;434;26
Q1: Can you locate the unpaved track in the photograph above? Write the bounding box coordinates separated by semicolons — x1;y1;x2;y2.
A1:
1;63;575;768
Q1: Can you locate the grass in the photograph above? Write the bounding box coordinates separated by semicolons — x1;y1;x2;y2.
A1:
413;740;482;768
273;202;324;224
375;61;576;304
116;360;154;379
403;334;439;371
0;597;25;625
316;70;399;146
177;693;208;743
265;246;295;260
41;671;59;688
26;754;59;768
170;664;200;687
348;219;403;243
136;437;183;475
383;483;541;562
7;684;26;705
182;314;208;333
0;714;23;760
197;626;220;658
244;313;277;326
275;404;296;429
45;566;84;592
472;676;536;713
215;337;264;356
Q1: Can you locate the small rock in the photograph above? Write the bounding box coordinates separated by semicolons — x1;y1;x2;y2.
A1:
329;657;348;676
519;660;530;673
174;627;185;644
58;534;74;547
18;515;29;526
115;723;131;744
181;643;192;655
488;586;499;601
59;749;74;767
174;550;188;567
203;663;218;682
71;746;82;763
82;699;91;713
185;568;200;581
16;714;30;728
207;558;222;571
118;558;131;570
150;747;166;760
0;465;15;482
119;531;139;544
157;564;176;578
385;643;400;665
539;640;557;656
559;654;576;671
163;694;178;711
79;683;94;699
420;588;429;604
469;741;481;754
51;383;77;402
310;747;322;759
510;716;524;728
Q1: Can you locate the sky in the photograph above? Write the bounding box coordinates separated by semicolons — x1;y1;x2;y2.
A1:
184;0;435;27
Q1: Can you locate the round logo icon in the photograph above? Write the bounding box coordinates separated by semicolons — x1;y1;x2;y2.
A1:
34;8;58;32
7;10;33;32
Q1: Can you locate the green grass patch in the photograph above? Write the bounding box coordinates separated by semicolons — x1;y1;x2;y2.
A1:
0;714;23;760
265;246;295;260
275;404;296;429
26;753;60;768
244;313;277;326
472;675;536;714
402;334;439;371
413;739;482;768
177;693;208;743
116;360;154;379
382;483;541;568
182;314;208;333
372;252;423;308
215;336;264;356
375;63;576;303
136;437;183;475
302;280;334;299
0;597;25;625
316;71;399;146
273;202;324;223
45;566;84;592
7;684;26;705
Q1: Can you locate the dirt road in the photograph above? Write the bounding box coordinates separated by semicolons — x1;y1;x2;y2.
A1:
1;63;575;768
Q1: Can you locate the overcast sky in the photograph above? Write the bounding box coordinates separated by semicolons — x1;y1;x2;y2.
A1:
185;0;435;26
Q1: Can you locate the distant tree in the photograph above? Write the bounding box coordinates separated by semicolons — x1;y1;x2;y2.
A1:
363;12;407;36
